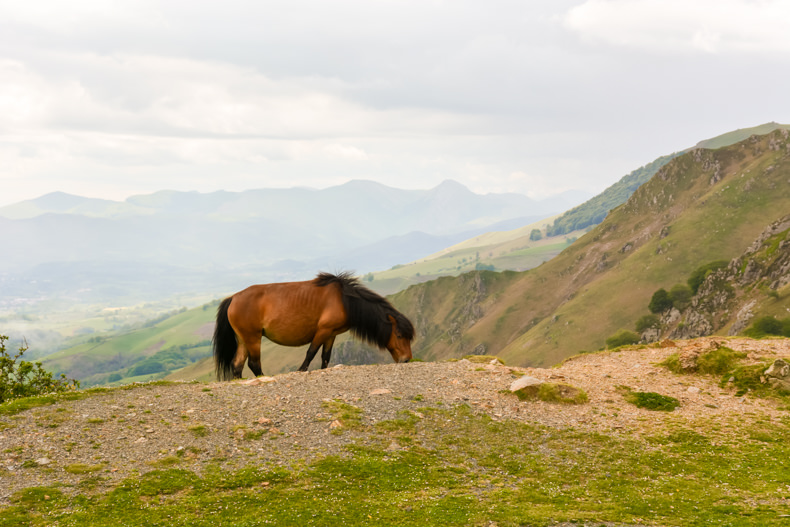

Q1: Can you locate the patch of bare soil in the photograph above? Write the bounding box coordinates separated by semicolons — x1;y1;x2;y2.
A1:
1;337;788;504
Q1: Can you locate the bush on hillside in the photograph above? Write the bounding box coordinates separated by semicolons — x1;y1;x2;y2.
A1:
648;288;673;314
669;284;693;311
687;260;729;295
605;330;641;349
697;347;747;376
743;316;790;338
529;229;543;241
0;335;79;404
635;314;661;333
619;387;680;412
513;382;588;405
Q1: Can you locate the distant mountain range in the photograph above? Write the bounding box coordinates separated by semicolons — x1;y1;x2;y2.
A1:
0;180;588;309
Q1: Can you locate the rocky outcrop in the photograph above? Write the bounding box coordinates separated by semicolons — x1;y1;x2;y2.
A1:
647;214;790;341
764;359;790;391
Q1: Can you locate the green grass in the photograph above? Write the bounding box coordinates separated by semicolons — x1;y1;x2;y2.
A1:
322;399;364;431
618;386;681;411
661;346;747;376
64;463;105;474
2;405;789;526
512;382;589;405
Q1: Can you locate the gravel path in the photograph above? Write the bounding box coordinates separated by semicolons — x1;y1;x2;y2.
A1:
1;337;788;503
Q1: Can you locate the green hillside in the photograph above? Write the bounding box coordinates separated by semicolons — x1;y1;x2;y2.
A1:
42;304;218;386
391;129;790;367
546;152;683;236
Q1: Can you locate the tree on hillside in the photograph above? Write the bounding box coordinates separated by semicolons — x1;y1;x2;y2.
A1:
648;288;673;314
529;229;542;241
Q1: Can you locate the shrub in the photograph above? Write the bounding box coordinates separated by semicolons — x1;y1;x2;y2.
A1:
618;386;680;411
605;330;641;349
743;316;790;338
688;260;729;294
0;335;79;404
648;288;673;314
635;314;660;333
668;284;693;311
697;347;746;376
513;382;588;405
660;353;683;374
529;229;543;241
722;362;773;397
660;347;745;376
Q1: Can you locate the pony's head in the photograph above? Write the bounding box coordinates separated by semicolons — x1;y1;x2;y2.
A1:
386;314;413;363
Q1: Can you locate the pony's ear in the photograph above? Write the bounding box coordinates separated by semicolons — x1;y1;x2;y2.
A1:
387;314;396;325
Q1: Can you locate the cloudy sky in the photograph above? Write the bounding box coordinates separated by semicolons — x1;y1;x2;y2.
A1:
1;0;788;207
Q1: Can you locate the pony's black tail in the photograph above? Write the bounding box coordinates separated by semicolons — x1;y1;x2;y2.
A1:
213;297;237;381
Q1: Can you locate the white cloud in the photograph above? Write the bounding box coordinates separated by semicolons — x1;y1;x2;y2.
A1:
0;1;787;208
564;0;790;54
323;144;369;160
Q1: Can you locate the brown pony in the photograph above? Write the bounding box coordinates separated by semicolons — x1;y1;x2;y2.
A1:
212;272;415;380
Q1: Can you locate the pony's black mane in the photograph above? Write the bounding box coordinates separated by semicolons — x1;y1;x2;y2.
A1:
315;272;415;349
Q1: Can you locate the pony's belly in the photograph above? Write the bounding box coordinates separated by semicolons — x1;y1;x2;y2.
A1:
262;326;314;347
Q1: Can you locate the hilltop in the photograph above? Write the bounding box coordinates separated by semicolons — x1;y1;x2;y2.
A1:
545;122;790;238
2;337;789;525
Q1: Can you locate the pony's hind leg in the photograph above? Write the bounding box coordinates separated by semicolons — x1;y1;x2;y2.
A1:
240;332;263;377
231;341;248;379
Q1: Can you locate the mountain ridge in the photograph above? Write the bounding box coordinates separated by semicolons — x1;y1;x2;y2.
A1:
0;179;585;307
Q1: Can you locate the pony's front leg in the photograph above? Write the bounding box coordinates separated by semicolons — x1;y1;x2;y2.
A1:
298;341;321;372
320;336;336;369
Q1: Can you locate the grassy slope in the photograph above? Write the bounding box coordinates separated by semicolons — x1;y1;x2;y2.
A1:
392;130;790;367
42;305;216;385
